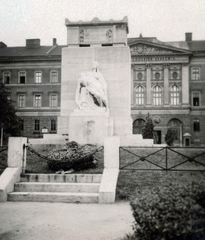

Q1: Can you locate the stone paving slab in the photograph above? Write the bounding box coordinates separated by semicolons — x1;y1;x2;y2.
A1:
0;201;134;240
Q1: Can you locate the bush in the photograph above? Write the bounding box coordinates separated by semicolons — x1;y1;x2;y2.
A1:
165;128;177;146
130;182;205;240
142;113;155;139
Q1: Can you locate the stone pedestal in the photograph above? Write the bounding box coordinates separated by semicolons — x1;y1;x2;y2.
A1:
69;111;113;145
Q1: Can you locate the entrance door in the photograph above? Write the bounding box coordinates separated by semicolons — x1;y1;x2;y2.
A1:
154;130;161;144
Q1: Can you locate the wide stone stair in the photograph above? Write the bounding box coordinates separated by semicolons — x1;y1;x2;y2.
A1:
8;173;102;203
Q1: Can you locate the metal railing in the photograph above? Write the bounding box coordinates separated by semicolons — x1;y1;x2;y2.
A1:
120;146;205;171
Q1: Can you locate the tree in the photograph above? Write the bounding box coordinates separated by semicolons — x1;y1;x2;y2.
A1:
142;113;155;139
165;128;177;146
0;83;21;137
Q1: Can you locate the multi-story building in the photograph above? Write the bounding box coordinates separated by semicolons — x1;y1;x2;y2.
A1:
0;39;65;138
0;33;204;146
129;33;205;146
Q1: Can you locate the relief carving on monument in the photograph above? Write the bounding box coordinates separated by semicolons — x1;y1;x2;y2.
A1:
131;44;173;54
79;28;112;43
75;61;108;113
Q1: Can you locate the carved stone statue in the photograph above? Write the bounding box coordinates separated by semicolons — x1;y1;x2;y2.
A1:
75;61;108;112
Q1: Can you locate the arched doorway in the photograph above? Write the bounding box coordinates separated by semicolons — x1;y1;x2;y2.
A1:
167;118;182;146
133;119;145;134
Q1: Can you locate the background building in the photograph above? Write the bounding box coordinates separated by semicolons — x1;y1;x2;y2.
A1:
0;33;204;146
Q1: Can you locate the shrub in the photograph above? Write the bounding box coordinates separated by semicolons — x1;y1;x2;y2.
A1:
165;128;177;146
142;113;155;139
130;182;205;240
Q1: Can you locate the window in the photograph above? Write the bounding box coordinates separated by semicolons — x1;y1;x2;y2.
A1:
3;72;11;84
191;67;200;80
18;94;26;108
172;72;178;79
135;86;144;105
19;71;26;84
153;85;162;105
193;120;200;131
192;92;200;106
152;68;163;80
35;71;42;83
170;85;180;105
133;119;145;134
50;94;58;108
155;72;161;80
50;70;58;83
34;119;40;131
34;94;41;108
51;119;56;132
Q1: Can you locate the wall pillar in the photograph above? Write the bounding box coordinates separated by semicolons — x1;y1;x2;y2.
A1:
164;65;169;106
182;64;189;106
131;65;134;105
146;64;151;106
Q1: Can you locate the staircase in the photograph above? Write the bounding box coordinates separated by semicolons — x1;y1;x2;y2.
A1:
8;173;102;203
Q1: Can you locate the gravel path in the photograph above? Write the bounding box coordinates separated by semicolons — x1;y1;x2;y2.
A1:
0;201;134;240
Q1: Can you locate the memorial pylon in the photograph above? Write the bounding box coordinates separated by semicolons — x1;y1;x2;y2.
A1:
58;17;132;145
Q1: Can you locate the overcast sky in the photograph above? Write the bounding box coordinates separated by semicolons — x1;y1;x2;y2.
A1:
1;0;205;47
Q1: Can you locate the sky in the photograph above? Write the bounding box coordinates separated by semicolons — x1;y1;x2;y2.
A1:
0;0;205;47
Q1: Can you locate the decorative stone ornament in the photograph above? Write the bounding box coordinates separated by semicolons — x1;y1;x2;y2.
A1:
153;115;161;124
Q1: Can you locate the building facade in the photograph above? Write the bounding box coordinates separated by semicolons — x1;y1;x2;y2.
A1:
129;33;205;146
0;33;205;146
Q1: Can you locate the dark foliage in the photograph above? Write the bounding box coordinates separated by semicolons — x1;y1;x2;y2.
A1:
142;113;155;139
0;83;21;136
165;128;178;146
130;181;205;240
47;141;98;171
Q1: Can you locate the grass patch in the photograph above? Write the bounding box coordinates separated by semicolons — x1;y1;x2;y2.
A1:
117;147;205;201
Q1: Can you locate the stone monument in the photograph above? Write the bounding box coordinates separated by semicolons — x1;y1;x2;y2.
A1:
58;17;132;145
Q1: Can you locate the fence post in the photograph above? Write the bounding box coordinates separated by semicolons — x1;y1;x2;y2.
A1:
22;144;27;174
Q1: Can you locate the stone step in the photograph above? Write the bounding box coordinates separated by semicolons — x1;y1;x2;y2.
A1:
14;182;100;193
21;174;102;183
8;192;99;203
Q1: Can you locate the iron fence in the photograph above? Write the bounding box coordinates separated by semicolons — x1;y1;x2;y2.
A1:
120;146;205;171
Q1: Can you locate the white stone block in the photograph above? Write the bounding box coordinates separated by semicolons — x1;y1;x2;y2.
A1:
0;167;21;201
104;136;120;169
99;168;119;203
8;137;27;168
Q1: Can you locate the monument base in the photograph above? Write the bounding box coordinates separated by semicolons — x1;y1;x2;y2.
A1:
69;112;113;145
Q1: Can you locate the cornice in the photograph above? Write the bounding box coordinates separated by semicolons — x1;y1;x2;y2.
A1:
0;58;61;63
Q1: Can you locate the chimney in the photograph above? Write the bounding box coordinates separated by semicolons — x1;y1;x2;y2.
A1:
53;38;57;45
26;39;40;48
185;33;192;41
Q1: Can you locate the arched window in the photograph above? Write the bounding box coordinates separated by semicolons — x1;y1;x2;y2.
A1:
133;119;145;134
135;86;145;105
153;85;162;105
170;85;180;105
167;118;182;144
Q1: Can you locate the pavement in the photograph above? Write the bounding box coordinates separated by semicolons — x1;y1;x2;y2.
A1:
0;201;134;240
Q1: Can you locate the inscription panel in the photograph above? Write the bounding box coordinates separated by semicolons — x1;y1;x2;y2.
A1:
79;27;112;44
